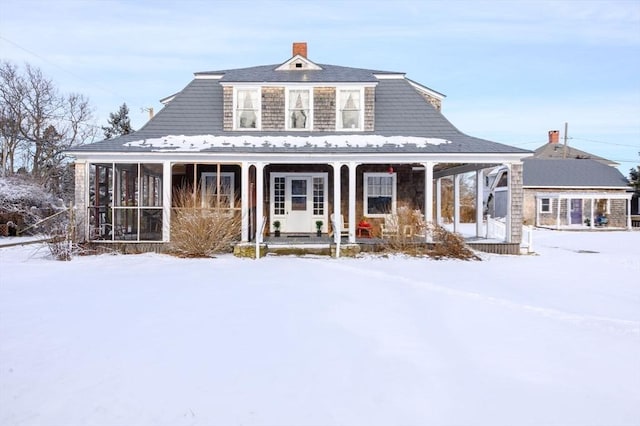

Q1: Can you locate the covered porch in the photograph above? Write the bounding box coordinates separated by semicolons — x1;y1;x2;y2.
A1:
78;152;527;257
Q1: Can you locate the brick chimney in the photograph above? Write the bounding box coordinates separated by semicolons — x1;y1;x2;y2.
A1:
548;130;560;144
292;42;307;58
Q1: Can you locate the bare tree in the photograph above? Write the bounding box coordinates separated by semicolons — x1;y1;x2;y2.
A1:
0;62;26;176
0;61;97;192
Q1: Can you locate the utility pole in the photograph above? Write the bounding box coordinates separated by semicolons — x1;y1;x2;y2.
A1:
563;122;568;159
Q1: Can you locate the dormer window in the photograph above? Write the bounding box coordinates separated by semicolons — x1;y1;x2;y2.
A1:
337;88;363;131
286;88;312;130
235;88;260;130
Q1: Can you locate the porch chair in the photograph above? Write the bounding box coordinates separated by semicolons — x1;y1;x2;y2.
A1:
380;214;399;238
330;214;349;238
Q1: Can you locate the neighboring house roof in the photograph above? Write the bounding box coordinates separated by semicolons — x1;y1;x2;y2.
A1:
71;58;530;156
523;158;629;188
533;142;617;166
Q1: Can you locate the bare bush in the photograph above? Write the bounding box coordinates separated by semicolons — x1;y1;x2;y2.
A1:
169;186;241;258
382;205;479;260
428;224;479;260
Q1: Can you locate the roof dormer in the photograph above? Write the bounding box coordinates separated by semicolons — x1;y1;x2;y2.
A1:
275;42;323;71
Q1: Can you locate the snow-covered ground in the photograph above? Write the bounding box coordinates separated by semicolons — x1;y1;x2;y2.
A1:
1;229;639;426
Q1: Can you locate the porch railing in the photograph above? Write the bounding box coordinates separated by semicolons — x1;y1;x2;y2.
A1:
486;215;534;254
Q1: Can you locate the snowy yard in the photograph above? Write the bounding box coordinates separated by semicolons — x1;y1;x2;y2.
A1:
1;229;639;426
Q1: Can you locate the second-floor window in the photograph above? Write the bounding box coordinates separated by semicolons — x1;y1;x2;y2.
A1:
287;89;311;130
337;89;363;130
235;88;260;129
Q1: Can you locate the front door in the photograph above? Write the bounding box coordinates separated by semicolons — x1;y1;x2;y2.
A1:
286;177;312;232
570;199;583;224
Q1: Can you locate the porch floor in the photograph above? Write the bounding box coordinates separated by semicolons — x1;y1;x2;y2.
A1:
258;229;520;255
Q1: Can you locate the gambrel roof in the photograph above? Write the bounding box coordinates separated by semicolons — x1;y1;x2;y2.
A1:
72;58;530;156
523;159;629;188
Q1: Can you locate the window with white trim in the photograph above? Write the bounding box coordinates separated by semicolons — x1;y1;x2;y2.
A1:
539;198;551;213
364;173;396;217
337;88;363;130
235;88;260;129
201;172;235;209
286;88;312;130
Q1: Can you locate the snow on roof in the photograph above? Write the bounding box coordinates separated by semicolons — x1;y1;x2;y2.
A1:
124;134;451;152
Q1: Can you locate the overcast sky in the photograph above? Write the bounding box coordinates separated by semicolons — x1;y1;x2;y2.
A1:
1;0;638;173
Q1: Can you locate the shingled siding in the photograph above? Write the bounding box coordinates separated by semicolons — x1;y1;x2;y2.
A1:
509;163;524;244
262;87;285;130
75;162;87;241
364;87;375;131
313;87;336;131
223;86;233;131
524;189;629;227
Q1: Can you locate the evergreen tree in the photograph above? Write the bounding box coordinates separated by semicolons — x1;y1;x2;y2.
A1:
629;165;640;192
102;103;133;139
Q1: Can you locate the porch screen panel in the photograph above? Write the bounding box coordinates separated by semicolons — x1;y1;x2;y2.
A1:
140;164;163;241
274;177;285;215
367;175;393;214
89;162;163;242
88;163;113;240
114;164;139;241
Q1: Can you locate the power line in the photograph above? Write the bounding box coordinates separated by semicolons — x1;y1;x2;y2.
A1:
0;34;128;102
571;137;640;148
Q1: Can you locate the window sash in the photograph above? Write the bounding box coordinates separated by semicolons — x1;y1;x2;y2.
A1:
337;89;362;130
235;88;260;129
287;89;311;130
540;198;551;213
364;173;396;216
201;172;235;209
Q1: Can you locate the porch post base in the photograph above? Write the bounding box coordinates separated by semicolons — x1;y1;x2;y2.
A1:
233;243;268;258
331;243;360;258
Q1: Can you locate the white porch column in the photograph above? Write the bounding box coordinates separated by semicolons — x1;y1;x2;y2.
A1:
475;169;484;237
627;198;632;230
240;162;249;242
506;164;512;242
255;162;265;244
590;198;595;230
332;162;342;257
162;161;172;242
348;162;357;243
453;174;461;233
436;177;442;225
423;162;434;242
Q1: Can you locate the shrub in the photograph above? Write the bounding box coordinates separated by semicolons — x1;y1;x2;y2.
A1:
0;175;66;234
169;185;241;257
428;224;479;260
382;210;479;260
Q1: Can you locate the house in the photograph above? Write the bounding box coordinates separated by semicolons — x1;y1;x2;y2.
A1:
68;42;532;256
485;131;633;229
